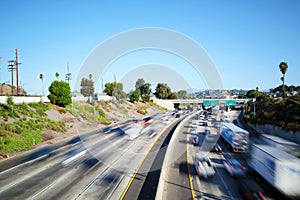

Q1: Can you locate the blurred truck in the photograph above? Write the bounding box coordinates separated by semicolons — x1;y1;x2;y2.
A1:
248;144;300;199
220;122;249;152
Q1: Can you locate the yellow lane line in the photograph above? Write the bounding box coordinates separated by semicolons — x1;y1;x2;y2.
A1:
186;127;195;200
119;119;179;200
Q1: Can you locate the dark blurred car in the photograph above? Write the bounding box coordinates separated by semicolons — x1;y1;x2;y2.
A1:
203;129;210;135
199;121;208;126
190;135;198;146
211;144;222;154
175;113;181;118
223;158;247;177
102;126;114;134
237;179;270;200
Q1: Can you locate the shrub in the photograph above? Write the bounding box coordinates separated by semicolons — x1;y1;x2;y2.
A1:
6;95;14;105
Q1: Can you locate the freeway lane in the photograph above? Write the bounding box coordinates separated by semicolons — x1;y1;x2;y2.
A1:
189;113;249;200
189;110;275;200
158;114;195;200
0;113;174;200
120;118;181;200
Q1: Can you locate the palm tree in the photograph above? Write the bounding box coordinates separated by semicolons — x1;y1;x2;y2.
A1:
39;73;44;96
55;72;60;81
279;61;288;99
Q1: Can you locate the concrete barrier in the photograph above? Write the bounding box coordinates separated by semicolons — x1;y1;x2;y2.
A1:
247;123;300;145
0;96;50;104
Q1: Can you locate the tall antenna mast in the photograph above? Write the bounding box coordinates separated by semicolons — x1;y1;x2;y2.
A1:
102;78;104;94
65;62;72;86
16;48;19;95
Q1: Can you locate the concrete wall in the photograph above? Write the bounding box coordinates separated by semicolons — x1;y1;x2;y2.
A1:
247;122;300;145
0;96;50;104
0;94;115;104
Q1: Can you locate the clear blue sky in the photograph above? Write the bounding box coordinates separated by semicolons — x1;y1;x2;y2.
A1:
0;0;299;95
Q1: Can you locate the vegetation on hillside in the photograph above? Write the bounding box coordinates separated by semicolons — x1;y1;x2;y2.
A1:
244;92;300;131
0;98;163;155
80;74;94;99
0;101;66;154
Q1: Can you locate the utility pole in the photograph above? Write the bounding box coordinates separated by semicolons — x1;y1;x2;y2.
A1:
8;60;16;96
16;48;20;95
102;78;104;94
65;62;72;85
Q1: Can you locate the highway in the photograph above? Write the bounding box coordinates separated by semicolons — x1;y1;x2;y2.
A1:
0;110;279;200
0;113;177;200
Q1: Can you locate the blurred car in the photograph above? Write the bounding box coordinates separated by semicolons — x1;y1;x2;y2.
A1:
175;113;181;118
203;129;210;135
190;135;198;145
211;144;222;154
102;126;114;134
223;158;247;176
236;179;270;200
199;121;208;126
190;128;196;134
194;155;215;178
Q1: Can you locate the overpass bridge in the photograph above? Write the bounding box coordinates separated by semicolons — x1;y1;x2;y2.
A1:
152;98;247;110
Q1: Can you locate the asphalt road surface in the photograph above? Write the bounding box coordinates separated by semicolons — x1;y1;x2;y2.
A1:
0;113;176;200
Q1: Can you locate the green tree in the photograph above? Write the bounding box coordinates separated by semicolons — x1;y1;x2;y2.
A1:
177;90;189;99
140;83;151;102
55;72;60;81
135;78;145;91
155;83;172;99
246;89;261;98
130;90;140;102
80;74;94;98
104;82;126;100
104;82;115;96
39;74;44;96
279;61;288;99
168;92;178;99
48;80;72;107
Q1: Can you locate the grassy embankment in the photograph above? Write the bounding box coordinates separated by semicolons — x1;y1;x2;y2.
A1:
0;102;66;154
243;95;300;132
0;99;164;154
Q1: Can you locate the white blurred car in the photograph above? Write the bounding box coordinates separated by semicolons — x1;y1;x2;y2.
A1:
194;155;215;178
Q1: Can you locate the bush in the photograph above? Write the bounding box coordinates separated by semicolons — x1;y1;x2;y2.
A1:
137;107;147;115
48;81;72;107
6;95;14;105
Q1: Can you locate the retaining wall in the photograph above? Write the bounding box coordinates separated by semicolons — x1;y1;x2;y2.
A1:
247;122;300;145
0;96;50;104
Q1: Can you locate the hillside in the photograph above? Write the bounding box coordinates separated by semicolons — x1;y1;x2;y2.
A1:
243;95;300;131
0;83;26;96
0;99;166;157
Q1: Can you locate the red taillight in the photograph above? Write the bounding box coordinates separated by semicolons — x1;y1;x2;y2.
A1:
240;166;247;172
245;192;254;200
229;164;234;173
